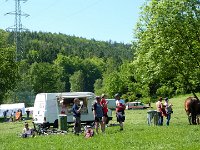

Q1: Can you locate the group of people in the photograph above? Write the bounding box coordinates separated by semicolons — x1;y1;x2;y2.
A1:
156;97;173;126
3;109;23;122
72;93;126;138
20;93;126;138
21;94;173;138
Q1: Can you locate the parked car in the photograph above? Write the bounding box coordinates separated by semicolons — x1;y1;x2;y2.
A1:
106;99;116;110
126;101;149;110
105;99;127;110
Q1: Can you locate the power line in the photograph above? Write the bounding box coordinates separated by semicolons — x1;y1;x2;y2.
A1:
45;0;103;29
5;0;29;61
65;0;101;19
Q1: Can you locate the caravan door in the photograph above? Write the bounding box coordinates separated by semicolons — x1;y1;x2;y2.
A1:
33;93;46;124
33;93;59;124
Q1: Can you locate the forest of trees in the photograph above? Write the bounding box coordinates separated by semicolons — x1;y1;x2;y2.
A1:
0;29;136;106
0;0;200;106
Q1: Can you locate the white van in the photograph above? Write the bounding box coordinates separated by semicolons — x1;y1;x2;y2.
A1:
33;92;112;126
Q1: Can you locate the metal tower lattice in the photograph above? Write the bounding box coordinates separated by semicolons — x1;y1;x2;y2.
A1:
5;0;29;61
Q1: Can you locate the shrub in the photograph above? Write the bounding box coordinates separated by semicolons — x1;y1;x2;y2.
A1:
156;85;174;98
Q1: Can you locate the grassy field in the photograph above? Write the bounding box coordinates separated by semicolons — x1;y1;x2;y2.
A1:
1;94;200;150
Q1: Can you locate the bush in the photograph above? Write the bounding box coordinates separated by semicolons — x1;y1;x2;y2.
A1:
156;85;174;98
141;97;151;104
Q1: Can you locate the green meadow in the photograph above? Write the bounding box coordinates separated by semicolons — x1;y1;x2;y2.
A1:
1;94;200;150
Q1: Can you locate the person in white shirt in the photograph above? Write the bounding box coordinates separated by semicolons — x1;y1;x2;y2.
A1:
156;97;164;126
22;122;34;138
164;97;173;126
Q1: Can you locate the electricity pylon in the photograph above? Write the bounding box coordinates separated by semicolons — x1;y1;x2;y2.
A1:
5;0;29;61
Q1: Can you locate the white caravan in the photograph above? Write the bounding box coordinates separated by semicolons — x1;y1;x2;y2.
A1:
33;92;112;126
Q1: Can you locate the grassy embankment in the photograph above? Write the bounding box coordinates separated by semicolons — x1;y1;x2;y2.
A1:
0;94;200;150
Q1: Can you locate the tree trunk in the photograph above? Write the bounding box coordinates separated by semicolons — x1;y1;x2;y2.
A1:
186;78;200;101
191;90;199;101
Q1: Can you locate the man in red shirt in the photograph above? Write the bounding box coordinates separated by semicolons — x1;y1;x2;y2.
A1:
100;94;108;132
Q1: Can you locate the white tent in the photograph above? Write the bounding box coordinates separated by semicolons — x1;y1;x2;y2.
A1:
0;103;25;117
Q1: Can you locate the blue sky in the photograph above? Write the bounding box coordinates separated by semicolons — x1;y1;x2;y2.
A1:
0;0;146;44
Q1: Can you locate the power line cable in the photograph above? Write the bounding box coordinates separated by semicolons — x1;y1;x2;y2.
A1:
45;0;103;28
64;0;102;19
27;0;104;33
30;0;60;18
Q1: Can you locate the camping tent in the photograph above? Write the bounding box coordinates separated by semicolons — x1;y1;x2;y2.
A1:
0;103;25;117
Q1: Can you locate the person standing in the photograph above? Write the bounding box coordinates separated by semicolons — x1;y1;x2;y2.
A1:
93;96;104;134
72;98;83;135
164;97;173;126
100;94;108;131
10;110;14;122
26;109;30;119
3;110;8;122
115;93;126;131
19;109;23;121
16;109;21;121
13;111;16;122
156;97;164;126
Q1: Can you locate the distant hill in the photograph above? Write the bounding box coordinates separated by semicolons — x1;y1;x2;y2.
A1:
6;31;135;64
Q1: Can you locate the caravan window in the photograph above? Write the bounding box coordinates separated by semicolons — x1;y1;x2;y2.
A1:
62;97;88;114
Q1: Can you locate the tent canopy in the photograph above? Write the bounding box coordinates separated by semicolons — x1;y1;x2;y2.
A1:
0;103;25;117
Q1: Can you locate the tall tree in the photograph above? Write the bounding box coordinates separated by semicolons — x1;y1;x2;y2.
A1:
134;0;200;99
81;59;102;92
8;60;34;105
0;30;19;104
54;54;82;91
69;70;84;92
94;79;104;96
29;62;65;93
103;71;124;97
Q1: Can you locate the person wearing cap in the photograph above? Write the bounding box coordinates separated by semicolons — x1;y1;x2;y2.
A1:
72;98;82;135
93;96;104;134
164;97;173;126
100;94;108;131
115;93;126;131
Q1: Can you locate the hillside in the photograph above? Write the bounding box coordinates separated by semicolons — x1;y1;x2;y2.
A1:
7;30;134;63
0;29;137;104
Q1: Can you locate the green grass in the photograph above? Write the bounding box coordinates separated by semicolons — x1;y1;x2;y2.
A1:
1;94;200;150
